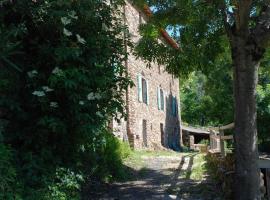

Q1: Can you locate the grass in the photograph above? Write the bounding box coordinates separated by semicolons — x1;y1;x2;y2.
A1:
123;149;185;170
182;153;207;180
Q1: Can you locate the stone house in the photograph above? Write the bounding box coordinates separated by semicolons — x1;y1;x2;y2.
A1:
111;0;182;150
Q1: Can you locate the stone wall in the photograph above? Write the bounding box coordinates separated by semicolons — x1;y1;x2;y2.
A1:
112;0;182;150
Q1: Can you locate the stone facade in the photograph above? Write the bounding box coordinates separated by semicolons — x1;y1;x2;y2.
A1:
112;1;182;150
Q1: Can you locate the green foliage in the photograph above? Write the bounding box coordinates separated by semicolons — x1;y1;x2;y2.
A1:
85;129;131;182
199;139;209;146
205;153;234;199
45;168;84;200
181;68;233;127
0;141;20;200
0;0;132;198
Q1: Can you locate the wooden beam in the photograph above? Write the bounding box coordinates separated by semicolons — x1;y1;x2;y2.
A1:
220;135;234;140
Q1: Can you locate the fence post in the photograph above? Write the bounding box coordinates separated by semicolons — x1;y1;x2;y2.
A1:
220;129;225;157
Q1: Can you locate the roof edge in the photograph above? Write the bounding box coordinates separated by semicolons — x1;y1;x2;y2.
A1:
142;4;180;50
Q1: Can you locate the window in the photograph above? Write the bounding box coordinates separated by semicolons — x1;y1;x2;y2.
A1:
172;96;178;116
142;78;147;104
157;87;165;111
137;74;149;105
160;123;165;146
160;89;164;110
142;119;147;147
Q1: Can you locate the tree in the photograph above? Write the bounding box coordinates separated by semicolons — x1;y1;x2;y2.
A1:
0;0;131;198
133;0;270;198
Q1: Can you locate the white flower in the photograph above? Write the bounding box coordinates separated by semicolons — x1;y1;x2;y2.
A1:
76;34;86;45
50;102;58;108
79;101;85;105
87;92;102;100
42;86;54;92
63;28;72;36
87;92;95;100
68;11;78;20
61;17;71;25
32;91;45;97
52;67;64;76
27;70;38;78
96;111;103;118
95;93;102;100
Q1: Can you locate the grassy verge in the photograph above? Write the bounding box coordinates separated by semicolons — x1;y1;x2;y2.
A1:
182;153;207;180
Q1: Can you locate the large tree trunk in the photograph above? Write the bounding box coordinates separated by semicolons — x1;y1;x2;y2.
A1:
232;36;260;199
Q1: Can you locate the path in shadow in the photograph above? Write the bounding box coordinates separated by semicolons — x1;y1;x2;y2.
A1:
166;153;220;200
84;154;221;200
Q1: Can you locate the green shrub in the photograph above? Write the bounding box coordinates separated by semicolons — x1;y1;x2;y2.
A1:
0;0;132;199
44;168;84;200
199;139;209;146
87;129;131;182
0;142;20;200
205;153;234;199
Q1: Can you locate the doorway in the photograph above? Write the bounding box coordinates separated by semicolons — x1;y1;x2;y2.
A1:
142;119;147;147
160;123;165;146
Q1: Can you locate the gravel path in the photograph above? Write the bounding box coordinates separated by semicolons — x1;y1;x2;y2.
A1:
86;153;220;200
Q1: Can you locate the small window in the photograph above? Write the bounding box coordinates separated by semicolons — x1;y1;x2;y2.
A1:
172;96;178;116
158;65;161;74
160;89;164;111
142;78;148;104
137;74;149;105
157;87;165;111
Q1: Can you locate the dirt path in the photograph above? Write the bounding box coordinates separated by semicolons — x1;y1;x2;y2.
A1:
87;153;221;200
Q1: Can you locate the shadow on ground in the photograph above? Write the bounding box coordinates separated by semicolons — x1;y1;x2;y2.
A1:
83;154;221;200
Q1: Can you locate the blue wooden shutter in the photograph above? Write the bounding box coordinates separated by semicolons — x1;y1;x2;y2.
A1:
157;87;161;110
146;80;149;105
137;74;142;102
172;96;175;116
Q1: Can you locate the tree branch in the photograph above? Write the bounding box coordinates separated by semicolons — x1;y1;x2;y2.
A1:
235;0;252;33
220;1;233;42
253;5;270;48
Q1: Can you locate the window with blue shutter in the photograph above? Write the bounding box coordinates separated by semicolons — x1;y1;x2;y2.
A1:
157;87;161;110
146;80;149;105
171;96;178;116
160;89;164;111
142;78;147;104
138;74;149;105
137;74;142;102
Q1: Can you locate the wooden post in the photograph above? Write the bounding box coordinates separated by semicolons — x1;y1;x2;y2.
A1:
220;129;225;157
189;135;194;150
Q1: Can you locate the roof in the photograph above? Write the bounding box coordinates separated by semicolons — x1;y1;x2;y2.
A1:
181;125;210;135
141;4;180;50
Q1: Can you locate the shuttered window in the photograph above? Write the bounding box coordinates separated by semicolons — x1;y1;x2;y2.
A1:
172;96;178;116
137;74;142;102
137;74;149;105
160;89;164;111
157;87;165;111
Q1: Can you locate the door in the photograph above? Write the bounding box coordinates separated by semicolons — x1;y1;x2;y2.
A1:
160;123;165;146
142;119;147;147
